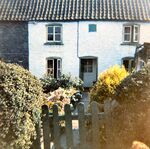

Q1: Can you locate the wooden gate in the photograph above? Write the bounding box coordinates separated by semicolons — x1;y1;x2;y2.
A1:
33;100;116;149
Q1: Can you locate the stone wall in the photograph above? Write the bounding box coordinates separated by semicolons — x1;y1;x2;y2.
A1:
0;21;28;69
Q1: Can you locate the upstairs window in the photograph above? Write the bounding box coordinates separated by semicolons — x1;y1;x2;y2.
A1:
89;24;97;32
47;25;62;43
123;26;132;42
123;25;140;43
133;25;139;42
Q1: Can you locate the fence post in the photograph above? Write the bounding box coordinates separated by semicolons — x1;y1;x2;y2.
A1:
91;101;100;149
77;102;86;149
53;104;61;149
104;99;112;149
64;104;73;149
42;105;50;149
31;120;41;149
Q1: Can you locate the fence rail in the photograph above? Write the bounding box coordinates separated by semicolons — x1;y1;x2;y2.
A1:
33;100;117;149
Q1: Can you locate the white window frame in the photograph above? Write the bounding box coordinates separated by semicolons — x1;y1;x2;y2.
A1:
123;24;140;43
57;59;62;79
46;58;62;79
133;25;140;42
47;25;62;42
123;26;132;42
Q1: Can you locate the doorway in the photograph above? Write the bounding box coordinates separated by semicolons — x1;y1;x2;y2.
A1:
80;57;98;87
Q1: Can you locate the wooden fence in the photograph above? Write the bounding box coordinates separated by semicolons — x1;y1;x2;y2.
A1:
33;100;118;149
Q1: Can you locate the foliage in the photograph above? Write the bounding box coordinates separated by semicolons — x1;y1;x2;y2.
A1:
40;74;84;93
109;100;150;148
0;61;43;149
44;87;77;115
114;64;150;103
106;64;150;148
90;65;129;103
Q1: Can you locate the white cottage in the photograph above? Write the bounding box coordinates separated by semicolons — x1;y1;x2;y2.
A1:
1;0;150;87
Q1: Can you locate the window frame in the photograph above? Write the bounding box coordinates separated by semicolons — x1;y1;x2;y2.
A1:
122;57;135;72
123;24;140;43
46;58;62;79
123;26;132;42
46;24;62;43
133;25;140;42
57;59;62;79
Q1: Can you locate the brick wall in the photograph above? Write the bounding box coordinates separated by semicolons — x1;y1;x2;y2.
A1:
0;21;28;69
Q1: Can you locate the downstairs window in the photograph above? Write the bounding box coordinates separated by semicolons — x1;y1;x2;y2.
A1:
47;58;62;79
122;57;134;72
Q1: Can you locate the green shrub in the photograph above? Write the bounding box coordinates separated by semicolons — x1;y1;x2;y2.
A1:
40;74;84;93
90;65;129;103
102;64;150;148
88;65;150;148
0;61;43;148
114;64;150;103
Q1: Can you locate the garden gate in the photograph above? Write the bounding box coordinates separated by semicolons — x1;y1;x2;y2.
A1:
33;100;117;149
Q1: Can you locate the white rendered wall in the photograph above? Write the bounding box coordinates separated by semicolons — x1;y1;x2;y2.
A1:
28;21;150;78
29;22;79;78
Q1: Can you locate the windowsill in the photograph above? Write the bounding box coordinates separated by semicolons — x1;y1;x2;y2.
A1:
121;42;139;46
44;42;64;45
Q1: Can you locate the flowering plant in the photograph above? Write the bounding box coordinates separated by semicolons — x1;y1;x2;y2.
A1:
90;65;129;103
44;87;77;115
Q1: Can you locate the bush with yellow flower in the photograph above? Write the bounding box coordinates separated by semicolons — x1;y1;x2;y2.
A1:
90;65;129;103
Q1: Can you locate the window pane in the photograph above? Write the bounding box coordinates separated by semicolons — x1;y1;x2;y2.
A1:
123;60;129;70
134;27;139;33
47;68;54;76
57;70;61;78
88;59;93;65
89;24;97;32
83;59;93;72
134;26;139;42
55;27;61;33
47;60;53;68
124;34;130;41
48;27;53;33
124;27;131;33
55;34;61;41
134;34;138;41
57;60;61;68
48;34;53;41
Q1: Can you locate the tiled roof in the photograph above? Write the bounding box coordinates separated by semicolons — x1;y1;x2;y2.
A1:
0;0;150;21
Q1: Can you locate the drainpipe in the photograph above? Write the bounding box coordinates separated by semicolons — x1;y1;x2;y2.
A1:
77;21;79;58
77;21;81;79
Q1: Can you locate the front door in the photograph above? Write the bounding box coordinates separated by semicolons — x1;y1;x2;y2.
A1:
81;59;97;87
